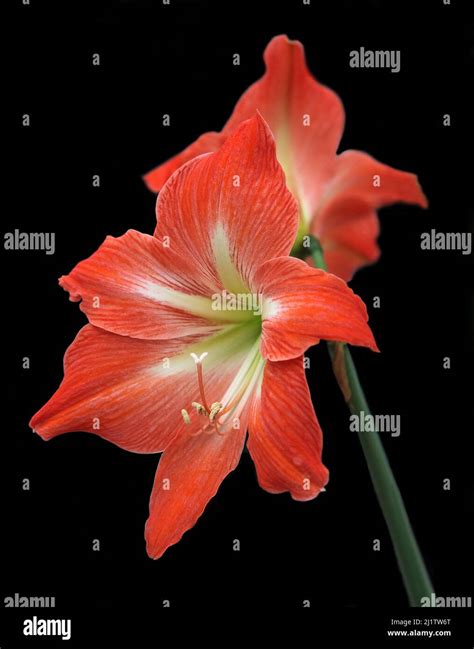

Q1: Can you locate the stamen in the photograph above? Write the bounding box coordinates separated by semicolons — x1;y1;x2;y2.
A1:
218;385;247;416
183;342;263;439
181;409;191;425
191;401;207;415
218;343;262;419
209;402;223;422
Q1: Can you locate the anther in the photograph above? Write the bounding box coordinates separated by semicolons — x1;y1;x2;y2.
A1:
209;402;223;422
191;401;207;415
181;409;191;425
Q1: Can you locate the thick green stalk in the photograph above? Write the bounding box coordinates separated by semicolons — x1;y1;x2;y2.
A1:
308;236;434;606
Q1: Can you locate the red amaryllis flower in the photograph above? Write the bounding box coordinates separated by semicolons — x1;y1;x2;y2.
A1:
30;115;377;559
144;35;427;280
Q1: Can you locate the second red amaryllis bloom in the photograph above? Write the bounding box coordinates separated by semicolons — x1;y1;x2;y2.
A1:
31;115;377;559
144;35;428;280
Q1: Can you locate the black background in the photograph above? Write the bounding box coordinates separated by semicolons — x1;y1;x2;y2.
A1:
2;0;473;647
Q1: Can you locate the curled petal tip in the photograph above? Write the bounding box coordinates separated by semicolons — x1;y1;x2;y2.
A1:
418;184;429;209
59;275;81;302
367;330;381;353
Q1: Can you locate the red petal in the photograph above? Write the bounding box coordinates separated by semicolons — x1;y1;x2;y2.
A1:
313;151;428;280
154;114;298;291
232;35;344;219
60;229;231;340
316;205;380;280
143;131;226;192
252;256;378;361
144;35;427;282
248;356;329;500
145;421;247;559
143;35;344;198
218;35;344;192
30;324;257;453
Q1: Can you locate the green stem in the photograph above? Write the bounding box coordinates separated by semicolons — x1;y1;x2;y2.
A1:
309;236;434;606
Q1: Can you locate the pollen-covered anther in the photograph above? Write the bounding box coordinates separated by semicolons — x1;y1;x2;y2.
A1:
209;402;223;422
181;409;191;425
191;401;207;415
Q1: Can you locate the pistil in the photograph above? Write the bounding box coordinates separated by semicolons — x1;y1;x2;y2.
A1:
190;352;211;413
183;339;264;437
